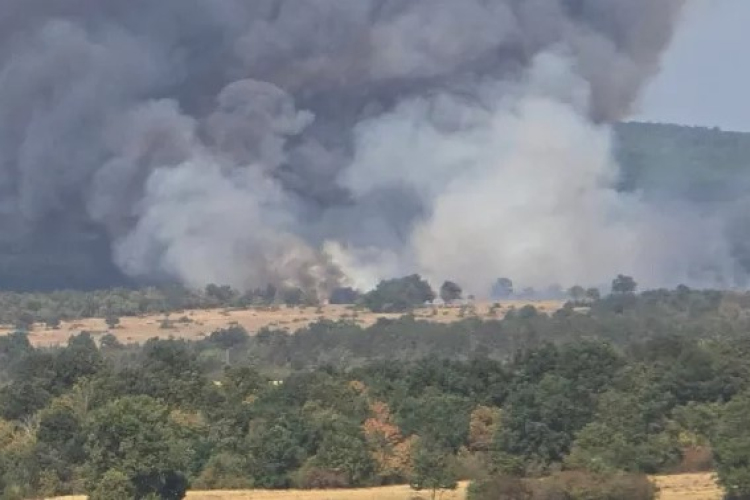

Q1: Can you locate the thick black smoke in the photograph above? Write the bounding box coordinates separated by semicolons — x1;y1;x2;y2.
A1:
0;0;699;293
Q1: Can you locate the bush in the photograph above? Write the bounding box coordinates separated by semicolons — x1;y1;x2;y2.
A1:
206;325;249;349
468;472;656;500
363;275;435;313
296;467;351;489
537;471;657;500
192;453;254;490
105;315;120;329
99;333;123;350
89;469;134;500
467;475;533;500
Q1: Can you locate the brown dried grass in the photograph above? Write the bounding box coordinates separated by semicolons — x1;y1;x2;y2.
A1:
4;300;563;347
46;474;723;500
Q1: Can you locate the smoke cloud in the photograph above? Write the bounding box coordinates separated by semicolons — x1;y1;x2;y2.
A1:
4;0;732;296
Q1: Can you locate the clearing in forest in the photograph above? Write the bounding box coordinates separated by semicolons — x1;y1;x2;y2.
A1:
0;300;563;347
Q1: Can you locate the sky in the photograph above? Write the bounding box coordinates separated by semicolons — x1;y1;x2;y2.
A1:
636;0;750;132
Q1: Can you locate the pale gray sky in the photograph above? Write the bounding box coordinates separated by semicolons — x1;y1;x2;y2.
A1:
636;0;750;132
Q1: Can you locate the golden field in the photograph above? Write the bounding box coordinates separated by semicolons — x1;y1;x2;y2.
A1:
44;473;723;500
1;300;564;347
652;473;723;500
46;482;465;500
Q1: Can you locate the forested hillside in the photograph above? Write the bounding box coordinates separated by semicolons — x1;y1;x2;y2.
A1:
615;122;750;202
2;286;750;499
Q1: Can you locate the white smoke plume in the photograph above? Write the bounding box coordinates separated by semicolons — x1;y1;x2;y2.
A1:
341;52;732;292
5;0;734;296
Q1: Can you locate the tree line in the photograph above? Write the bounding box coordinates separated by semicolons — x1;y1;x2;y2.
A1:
1;286;750;498
0;271;638;333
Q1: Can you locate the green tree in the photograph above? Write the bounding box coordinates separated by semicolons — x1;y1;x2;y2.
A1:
566;389;681;474
397;391;473;453
363;275;435;313
89;469;134;500
611;275;637;294
491;278;514;299
495;374;594;470
0;418;37;499
440;281;463;305
35;402;87;491
13;312;34;332
99;333;123;350
133;339;206;407
84;395;191;499
568;285;586;301
44;314;62;329
410;439;458;500
206;326;249;350
312;430;375;487
586;287;602;301
192;452;253;490
247;420;306;488
53;333;103;391
0;381;52;420
105;314;120;329
713;393;750;499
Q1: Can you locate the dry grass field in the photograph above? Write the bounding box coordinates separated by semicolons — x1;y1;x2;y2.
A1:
2;300;563;347
44;473;723;500
653;473;723;500
185;482;469;500
47;482;465;500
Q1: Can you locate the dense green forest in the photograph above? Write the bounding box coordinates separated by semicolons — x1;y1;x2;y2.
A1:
615;122;750;202
2;285;750;499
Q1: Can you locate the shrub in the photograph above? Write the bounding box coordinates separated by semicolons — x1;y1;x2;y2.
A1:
363;275;435;313
206;325;249;349
468;472;656;500
192;453;253;490
89;469;134;500
542;471;657;500
104;314;120;329
467;475;533;500
296;467;350;489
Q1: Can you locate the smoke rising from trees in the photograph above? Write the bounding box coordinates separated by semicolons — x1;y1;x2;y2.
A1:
5;0;735;295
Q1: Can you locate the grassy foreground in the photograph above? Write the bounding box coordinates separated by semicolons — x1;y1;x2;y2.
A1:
46;473;722;500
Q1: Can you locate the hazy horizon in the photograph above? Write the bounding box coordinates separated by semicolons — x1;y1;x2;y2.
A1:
637;0;750;133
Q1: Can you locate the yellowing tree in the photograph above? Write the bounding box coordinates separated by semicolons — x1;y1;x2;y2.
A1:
469;406;502;452
363;401;416;483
